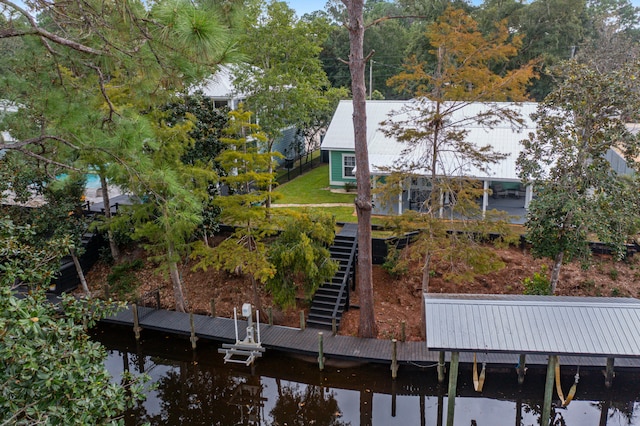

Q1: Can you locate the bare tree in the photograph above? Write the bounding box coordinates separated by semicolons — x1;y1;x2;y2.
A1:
342;0;377;338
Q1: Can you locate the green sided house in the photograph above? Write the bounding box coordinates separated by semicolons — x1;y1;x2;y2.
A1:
321;100;635;223
320;100;538;223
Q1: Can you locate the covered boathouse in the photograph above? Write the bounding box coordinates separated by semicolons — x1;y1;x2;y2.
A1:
424;294;640;426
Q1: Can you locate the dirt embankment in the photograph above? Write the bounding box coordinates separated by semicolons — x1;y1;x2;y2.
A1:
85;243;640;342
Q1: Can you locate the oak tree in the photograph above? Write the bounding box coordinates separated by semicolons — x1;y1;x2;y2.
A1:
518;59;640;292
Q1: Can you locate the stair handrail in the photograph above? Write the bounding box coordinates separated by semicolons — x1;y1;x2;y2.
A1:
330;236;357;323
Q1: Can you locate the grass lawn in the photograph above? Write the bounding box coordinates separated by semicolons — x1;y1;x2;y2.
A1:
276;206;388;227
275;206;356;223
275;164;356;204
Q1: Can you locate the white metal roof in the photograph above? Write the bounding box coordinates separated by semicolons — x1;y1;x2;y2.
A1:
424;294;640;357
190;65;247;101
321;100;538;181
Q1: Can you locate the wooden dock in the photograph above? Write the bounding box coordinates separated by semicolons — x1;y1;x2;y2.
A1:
101;305;640;369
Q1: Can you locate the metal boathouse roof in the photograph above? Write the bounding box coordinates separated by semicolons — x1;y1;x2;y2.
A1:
424;294;640;358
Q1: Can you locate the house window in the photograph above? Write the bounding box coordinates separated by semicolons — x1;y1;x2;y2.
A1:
343;155;356;178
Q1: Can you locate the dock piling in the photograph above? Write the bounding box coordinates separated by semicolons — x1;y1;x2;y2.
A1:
437;351;446;383
517;354;527;385
318;332;325;371
604;357;615;388
542;355;557;426
132;303;141;340
268;307;273;326
189;313;198;350
391;339;398;379
446;351;459;426
210;299;216;317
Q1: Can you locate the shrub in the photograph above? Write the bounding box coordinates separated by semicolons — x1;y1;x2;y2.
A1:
106;259;144;300
523;266;552;295
343;181;356;192
382;246;408;278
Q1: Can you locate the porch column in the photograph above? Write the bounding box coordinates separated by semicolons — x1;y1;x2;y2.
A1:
482;180;489;218
398;182;403;215
525;184;533;209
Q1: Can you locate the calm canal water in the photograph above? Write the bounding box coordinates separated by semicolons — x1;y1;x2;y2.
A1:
95;324;640;426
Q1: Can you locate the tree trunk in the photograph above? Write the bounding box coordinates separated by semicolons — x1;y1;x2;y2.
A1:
346;0;377;338
70;247;90;295
266;160;273;216
550;250;564;294
250;273;262;312
168;242;187;312
99;174;120;262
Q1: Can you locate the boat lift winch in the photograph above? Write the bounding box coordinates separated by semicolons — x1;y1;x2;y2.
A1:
218;303;265;366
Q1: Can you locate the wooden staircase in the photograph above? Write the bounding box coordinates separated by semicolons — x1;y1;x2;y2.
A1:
307;228;357;330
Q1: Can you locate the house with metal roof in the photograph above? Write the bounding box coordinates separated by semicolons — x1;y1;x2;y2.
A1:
320;100;538;221
190;65;304;167
190;65;247;110
320;100;633;222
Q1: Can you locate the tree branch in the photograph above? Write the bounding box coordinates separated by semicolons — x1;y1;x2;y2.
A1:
16;148;82;171
87;64;120;123
0;0;104;55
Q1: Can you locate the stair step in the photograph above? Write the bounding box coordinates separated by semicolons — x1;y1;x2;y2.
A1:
310;301;346;312
315;286;343;295
307;313;343;323
307;317;342;329
307;233;356;332
331;247;351;252
314;294;344;303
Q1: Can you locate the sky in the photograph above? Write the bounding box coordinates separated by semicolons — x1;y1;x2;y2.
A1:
10;0;640;16
286;0;328;16
285;0;640;15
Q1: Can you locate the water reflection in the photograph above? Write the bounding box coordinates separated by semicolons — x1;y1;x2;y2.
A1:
95;325;640;426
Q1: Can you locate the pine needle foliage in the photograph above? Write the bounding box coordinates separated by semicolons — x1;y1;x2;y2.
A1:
266;210;338;309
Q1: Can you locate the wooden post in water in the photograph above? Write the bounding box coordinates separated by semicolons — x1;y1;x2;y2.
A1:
445;351;459;426
210;299;216;317
599;393;611;426
318;332;325;371
132;303;141;340
332;317;337;336
155;291;161;309
391;379;397;417
401;321;406;342
189;313;198;350
437;351;446;383
437;384;445;426
268;307;273;326
604;357;615;388
391;339;398;379
542;355;556;426
300;311;305;330
517;354;527;385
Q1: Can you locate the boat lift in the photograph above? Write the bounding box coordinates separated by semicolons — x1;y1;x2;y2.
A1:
218;303;265;366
